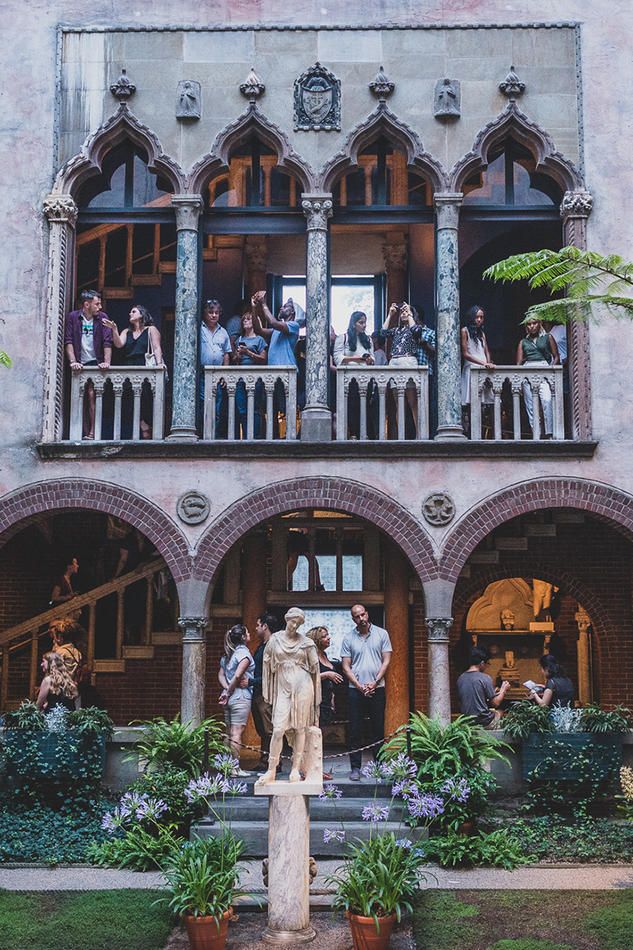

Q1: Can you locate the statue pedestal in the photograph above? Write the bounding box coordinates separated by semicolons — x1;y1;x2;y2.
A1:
255;780;322;944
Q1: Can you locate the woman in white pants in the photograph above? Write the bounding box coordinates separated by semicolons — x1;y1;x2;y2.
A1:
516;318;560;438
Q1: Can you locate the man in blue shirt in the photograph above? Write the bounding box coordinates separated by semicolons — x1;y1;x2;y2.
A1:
199;299;232;437
251;290;300;366
341;604;392;781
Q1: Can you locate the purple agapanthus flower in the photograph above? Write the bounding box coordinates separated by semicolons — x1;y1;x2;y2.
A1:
219;778;248;796
135;798;168;822
381;753;417;780
319;783;343;801
392;778;418;800
212;752;240;776
361;802;390;823
185;773;223;802
323;828;346;843
101;812;117;834
406;791;445;821
361;760;386;780
395;838;413;849
441;777;471;802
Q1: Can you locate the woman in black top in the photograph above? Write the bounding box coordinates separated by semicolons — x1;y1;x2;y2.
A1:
103;305;164;438
529;654;574;708
307;626;343;779
36;652;78;712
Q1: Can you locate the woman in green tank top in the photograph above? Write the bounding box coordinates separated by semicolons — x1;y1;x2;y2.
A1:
516;318;560;437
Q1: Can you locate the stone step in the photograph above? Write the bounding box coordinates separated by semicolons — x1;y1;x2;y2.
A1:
207;797;407;823
552;511;585;523
523;523;557;537
228;777;395;799
494;537;529;550
192;818;427;858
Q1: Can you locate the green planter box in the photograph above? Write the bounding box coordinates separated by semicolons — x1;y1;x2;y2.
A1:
4;730;107;783
522;732;622;782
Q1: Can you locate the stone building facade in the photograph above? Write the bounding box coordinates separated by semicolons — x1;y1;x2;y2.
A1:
1;1;632;730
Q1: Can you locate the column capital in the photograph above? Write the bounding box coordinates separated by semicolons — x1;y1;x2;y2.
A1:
433;192;463;228
560;190;593;220
178;616;208;641
172;194;204;230
301;193;333;230
43;193;78;226
426;617;453;642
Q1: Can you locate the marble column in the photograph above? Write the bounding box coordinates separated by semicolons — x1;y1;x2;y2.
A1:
426;617;453;723
384;540;411;734
560;190;594;440
575;606;592;705
179;616;207;725
168;195;203;441
43;194;78;441
261;794;315;944
434;193;465;440
301;193;333;442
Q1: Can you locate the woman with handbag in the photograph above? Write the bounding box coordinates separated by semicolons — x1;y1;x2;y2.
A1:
102;305;164;438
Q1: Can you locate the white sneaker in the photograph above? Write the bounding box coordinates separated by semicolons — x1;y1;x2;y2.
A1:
233;768;253;777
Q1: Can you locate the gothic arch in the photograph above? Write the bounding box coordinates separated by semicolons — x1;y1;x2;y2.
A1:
449;101;584;194
192;476;439;586
320;104;448;194
52;103;186;198
188;104;315;195
439;478;633;583
0;479;192;581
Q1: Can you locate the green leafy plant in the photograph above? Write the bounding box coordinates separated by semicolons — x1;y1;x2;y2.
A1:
2;702;46;731
580;704;632;734
512;815;633;863
524;737;622;818
132;716;226;777
424;829;527;869
0;798;113;865
66;707;114;739
129;765;203;828
327;833;426;924
502;701;552;740
157;833;246;919
483;246;633;324
87;824;183;871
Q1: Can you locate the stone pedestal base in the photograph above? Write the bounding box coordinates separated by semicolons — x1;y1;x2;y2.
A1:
434;424;466;441
300;407;332;442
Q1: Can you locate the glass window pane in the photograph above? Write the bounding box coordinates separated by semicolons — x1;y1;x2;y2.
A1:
316;555;336;590
462;152;506;205
291;555;309;591
300;607;352;661
342;554;363;591
331;282;375;335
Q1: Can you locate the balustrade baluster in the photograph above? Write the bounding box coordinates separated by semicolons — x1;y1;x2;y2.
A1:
378;384;387;440
397;386;406;439
132;380;142;441
287;376;297;440
152;372;165;440
246;383;255;440
493;388;502;439
94;380;105;440
336;374;346;440
113;383;123;440
470;376;482;440
359;382;368;440
266;384;274;440
70;376;83;440
553;376;565;438
512;384;522;439
226;381;236;441
532;382;542;440
203;373;215;440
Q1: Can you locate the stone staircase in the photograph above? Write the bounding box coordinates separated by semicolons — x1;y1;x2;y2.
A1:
191;773;425;858
465;509;585;568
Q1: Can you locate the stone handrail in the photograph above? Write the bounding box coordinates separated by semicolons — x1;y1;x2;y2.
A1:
68;366;166;441
469;365;564;440
0;557;165;709
203;365;298;441
335;365;430;440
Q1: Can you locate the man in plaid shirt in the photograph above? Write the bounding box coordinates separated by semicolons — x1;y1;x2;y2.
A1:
413;306;436;372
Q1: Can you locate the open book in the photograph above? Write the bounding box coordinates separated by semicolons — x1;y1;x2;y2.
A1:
523;680;545;692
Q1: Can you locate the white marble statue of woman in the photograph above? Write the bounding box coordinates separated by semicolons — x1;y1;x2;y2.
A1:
255;607;321;785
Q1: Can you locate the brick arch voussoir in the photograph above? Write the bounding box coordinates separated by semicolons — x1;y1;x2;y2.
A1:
193;477;439;585
0;479;192;581
440;479;633;583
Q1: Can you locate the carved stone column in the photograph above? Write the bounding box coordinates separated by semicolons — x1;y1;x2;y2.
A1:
168;195;203;441
301;193;333;441
426;617;453;723
434;193;465;440
382;234;408;307
245;236;268;298
560;190;594;440
179;616;208;725
384;541;411;734
43;194;78;441
575;605;592;705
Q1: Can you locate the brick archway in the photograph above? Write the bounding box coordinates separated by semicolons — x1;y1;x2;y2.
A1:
193;476;438;585
440;478;633;583
0;479;192;581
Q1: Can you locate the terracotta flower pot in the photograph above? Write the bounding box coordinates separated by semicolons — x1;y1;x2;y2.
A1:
184;909;231;950
347;911;396;950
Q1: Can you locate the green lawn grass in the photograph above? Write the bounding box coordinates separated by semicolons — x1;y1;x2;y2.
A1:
0;890;173;950
413;891;633;950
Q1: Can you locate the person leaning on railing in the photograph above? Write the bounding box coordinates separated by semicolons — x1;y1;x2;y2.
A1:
232;310;267;439
380;302;423;434
64;289;112;439
516;317;560;439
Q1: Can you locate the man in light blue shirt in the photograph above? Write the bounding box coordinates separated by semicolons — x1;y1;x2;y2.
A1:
199;299;232;436
251;290;300;367
341;604;392;781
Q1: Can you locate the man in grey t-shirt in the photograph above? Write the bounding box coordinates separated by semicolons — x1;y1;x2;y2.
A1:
341;604;392;780
457;647;509;729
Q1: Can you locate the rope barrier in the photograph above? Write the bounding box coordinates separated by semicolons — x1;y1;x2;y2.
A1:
230;723;407;762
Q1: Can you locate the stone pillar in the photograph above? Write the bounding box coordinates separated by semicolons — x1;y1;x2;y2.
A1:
434;193;465;440
261;795;315;944
168;195;203;441
426;617;453;723
384;541;411;734
560;190;594;440
382;234;408;306
245;236;268;299
575;605;592;705
179;616;207;725
43;194;78;441
301;193;333;441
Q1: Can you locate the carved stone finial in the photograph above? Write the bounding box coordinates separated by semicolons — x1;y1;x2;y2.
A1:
499;65;525;101
434;79;461;119
43;194;78;226
369;65;395;104
176;80;201;120
110;68;136;103
240;67;266;105
294;62;341;132
560;190;594;218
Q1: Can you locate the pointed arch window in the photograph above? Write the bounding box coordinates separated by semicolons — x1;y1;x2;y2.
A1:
205;136;301;211
332;136;430;209
462;141;562;208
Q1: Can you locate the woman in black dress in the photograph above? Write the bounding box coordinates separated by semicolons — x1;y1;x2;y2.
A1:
36;652;78;712
103;305;164;438
529;654;575;708
307;626;344;779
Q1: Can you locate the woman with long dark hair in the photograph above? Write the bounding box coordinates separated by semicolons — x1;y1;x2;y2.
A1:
460;304;494;406
529;654;574;708
103;304;164;438
218;623;256;775
333;311;375;367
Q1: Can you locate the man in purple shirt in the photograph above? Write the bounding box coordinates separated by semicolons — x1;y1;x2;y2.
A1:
64;289;112;439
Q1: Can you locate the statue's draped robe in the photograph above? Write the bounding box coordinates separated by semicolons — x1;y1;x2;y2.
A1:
262;632;321;743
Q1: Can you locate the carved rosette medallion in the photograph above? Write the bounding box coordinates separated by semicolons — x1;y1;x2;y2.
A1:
110;68;136;103
294;62;341;131
301;195;333;231
43;194;78;225
422;492;456;526
560;190;594;219
176;490;210;524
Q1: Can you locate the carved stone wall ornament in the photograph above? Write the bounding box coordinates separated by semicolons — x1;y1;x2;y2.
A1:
301;194;333;230
240;67;266;104
434;79;461;118
43;194;78;225
110;68;136;103
499;66;526;100
369;66;395;103
176;490;210;524
426;617;454;642
560;190;594;218
294;62;341;132
422;492;456;526
176;80;201;120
